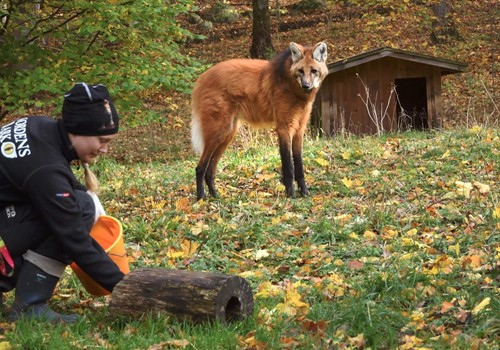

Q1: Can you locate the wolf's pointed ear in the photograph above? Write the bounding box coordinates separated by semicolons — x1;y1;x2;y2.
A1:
313;42;328;63
290;42;304;63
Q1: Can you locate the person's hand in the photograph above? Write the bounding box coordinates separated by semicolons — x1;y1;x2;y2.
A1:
88;191;106;222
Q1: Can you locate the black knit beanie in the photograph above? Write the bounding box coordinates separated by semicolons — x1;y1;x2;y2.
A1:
62;83;119;136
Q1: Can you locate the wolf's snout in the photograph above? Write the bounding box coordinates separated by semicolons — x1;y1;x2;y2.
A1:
301;82;313;90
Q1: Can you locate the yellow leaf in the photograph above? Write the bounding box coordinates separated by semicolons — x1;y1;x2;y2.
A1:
333;259;344;266
470;125;482;133
181;239;199;256
0;342;12;350
382;228;399;240
148;339;190;349
363;230;377;240
167;249;184;259
493;206;500;219
239;270;263;279
275;183;286;192
472;297;490;315
348;333;365;348
448;243;460;255
315;157;329;167
455;181;473;198
473;181;490;194
276;285;310;316
401;252;416;260
286;289;309;308
382;149;393;159
440;150;450;159
190;221;206;236
341;151;351;160
255;281;281;298
423;265;439;275
341;177;353;188
255;249;270;261
406;228;418;236
276;302;297;316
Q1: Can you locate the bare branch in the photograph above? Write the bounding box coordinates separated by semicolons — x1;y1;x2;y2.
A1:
22;9;87;46
24;3;65;40
84;31;102;54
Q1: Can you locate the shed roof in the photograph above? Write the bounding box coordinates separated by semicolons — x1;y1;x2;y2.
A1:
328;47;468;76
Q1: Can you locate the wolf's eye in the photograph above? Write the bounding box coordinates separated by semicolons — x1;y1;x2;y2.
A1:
311;68;318;74
298;69;304;75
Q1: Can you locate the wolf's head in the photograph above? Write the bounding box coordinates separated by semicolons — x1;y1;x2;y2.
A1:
290;42;328;92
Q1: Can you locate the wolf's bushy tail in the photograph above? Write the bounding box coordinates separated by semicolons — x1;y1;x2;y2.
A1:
191;110;204;155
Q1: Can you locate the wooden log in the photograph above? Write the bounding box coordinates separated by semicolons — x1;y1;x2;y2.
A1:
109;268;254;323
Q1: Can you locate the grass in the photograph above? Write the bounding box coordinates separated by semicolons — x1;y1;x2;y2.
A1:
2;126;499;349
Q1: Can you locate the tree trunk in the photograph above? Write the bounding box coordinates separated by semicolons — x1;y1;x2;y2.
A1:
430;0;460;44
109;268;254;323
250;0;274;59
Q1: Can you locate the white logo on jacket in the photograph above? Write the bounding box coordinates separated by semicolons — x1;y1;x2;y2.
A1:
0;118;31;159
5;205;16;218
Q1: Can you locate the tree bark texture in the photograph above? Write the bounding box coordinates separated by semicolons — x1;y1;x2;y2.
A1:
250;0;274;59
109;268;254;323
430;0;460;44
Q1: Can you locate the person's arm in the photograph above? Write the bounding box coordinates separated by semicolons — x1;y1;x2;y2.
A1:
24;164;124;292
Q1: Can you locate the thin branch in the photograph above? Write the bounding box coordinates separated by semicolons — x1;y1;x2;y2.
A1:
84;31;102;54
23;9;87;46
480;79;499;115
24;3;65;40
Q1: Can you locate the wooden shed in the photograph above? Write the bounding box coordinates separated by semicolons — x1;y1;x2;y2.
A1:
313;47;467;136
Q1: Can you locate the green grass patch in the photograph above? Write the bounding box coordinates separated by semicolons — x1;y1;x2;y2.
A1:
3;127;499;349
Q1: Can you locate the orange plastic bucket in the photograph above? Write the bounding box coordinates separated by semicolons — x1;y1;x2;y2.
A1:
70;215;130;296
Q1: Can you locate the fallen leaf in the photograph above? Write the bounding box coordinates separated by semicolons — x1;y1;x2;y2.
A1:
348;260;364;270
473;181;490;194
255;249;270;261
492;206;500;219
0;342;12;350
471;297;490;315
348;333;365;348
148;339;190;349
315;157;329;167
455;181;473;198
363;230;377;240
301;319;328;333
341;151;351;160
342;177;353;188
440;300;455;313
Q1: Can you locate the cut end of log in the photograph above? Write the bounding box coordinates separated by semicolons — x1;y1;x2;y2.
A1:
226;296;243;322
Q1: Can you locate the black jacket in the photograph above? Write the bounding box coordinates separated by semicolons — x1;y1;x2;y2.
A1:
0;116;124;292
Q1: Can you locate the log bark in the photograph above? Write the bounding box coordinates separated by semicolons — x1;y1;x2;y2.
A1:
109;268;254;323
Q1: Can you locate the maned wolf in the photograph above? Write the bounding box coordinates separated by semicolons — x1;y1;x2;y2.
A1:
191;42;328;200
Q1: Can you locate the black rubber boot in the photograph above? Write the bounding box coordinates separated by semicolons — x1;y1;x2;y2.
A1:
8;261;79;323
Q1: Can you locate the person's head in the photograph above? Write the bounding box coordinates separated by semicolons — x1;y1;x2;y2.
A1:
62;83;119;164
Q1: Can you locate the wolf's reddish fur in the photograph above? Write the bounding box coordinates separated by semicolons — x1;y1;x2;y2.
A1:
191;42;328;200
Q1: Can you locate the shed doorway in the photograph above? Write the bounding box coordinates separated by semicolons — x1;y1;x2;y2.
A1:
395;77;428;130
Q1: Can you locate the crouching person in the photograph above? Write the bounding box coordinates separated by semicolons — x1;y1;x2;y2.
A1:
0;83;125;323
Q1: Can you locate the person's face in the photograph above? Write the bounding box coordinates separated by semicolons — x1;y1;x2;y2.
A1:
69;134;118;164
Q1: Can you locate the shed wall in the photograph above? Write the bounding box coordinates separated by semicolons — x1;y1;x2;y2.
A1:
319;57;443;135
